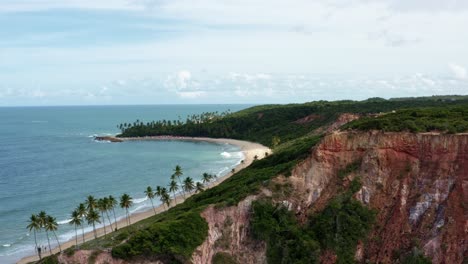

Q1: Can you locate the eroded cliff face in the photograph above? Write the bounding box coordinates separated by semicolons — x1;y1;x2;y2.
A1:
194;131;467;263
289;131;467;263
192;195;267;264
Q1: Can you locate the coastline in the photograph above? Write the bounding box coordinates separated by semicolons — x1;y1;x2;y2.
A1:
18;137;271;264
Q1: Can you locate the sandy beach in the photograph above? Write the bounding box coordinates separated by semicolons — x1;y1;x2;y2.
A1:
18;137;270;264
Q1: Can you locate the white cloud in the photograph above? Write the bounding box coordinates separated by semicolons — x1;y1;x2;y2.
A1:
449;64;467;80
176;91;205;99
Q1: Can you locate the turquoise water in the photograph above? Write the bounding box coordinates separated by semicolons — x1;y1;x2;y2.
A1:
0;105;250;263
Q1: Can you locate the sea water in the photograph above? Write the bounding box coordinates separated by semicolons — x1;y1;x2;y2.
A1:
0;105;250;263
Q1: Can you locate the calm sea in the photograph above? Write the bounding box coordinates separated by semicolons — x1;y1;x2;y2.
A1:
0;104;250;263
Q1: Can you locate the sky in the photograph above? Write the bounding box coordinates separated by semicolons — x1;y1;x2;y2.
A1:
0;0;467;106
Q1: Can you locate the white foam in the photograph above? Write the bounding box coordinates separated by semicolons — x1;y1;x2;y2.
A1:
58;218;72;225
2;244;11;247
220;151;231;158
133;197;148;204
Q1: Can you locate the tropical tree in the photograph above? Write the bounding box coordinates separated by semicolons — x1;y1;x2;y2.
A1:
97;198;107;236
120;193;133;226
69;210;82;248
86;209;100;239
195;182;204;193
76;203;87;243
160;188;171;209
45;215;62;253
27;214;42;260
202;173;212;185
38;211;52;255
108;195;118;231
144;186;157;214
85;195;97;211
173;165;185;198
183;177;195;194
168;180;179;204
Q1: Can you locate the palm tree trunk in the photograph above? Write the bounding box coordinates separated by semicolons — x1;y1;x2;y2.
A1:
74;225;78;249
81;220;85;243
177;177;186;198
126;209;131;225
92;223;97;239
52;230;62;253
172;191;178;204
33;230;41;260
45;231;52;255
105;211;112;232
112;208;118;231
101;212;107;236
150;198;156;214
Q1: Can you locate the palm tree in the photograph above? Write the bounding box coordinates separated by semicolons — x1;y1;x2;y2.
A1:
108;195;118;231
183;177;195;194
45;215;62;253
195;182;204;193
173;165;185;198
160;188;171;209
38;211;52;255
168;180;179;204
85;195;97;211
69;210;82;248
202;173;212;185
27;214;42;260
86;209;100;239
144;186;157;214
76;203;87;243
97;198;107;236
120;193;133;226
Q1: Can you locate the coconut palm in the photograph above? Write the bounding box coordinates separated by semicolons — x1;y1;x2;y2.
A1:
69;210;82;248
202;173;212;185
27;214;42;260
183;177;195;194
37;211;52;255
45;215;62;253
76;203;87;243
97;198;107;236
144;186;157;214
195;182;204;193
160;188;171;209
120;193;133;226
86;209;100;239
108;195;118;231
173;165;185;198
168;180;179;204
85;195;97;211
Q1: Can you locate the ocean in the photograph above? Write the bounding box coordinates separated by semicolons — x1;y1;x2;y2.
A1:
0;104;250;263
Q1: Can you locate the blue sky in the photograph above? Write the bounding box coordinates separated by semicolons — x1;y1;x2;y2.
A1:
0;0;467;106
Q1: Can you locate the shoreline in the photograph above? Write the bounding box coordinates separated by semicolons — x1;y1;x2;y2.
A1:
18;137;271;264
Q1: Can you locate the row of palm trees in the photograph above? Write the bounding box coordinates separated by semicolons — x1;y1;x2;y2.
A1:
143;166;217;213
27;165;219;260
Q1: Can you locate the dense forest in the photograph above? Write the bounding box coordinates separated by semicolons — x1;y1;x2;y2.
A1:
117;96;468;147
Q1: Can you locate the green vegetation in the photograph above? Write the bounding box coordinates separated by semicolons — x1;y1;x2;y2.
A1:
344;105;468;133
251;178;376;264
251;200;321;263
117;96;468;147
